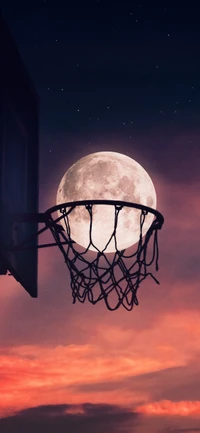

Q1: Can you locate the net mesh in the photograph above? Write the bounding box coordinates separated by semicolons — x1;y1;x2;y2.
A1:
47;202;162;311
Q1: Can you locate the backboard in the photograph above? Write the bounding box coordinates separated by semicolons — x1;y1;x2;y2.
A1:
0;13;39;297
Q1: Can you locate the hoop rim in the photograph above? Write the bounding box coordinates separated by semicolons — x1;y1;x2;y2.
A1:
45;199;164;227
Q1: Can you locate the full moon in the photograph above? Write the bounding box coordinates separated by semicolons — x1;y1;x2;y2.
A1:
56;151;157;252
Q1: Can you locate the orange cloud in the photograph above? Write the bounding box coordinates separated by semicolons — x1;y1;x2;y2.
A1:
0;342;179;418
137;400;200;417
1;308;199;417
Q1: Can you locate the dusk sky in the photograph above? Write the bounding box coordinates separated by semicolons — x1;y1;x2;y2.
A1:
1;2;200;432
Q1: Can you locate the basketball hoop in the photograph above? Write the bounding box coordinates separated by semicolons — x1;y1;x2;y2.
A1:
44;200;164;311
4;200;164;310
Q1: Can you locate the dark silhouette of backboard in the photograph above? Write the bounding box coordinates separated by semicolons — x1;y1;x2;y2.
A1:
0;13;39;297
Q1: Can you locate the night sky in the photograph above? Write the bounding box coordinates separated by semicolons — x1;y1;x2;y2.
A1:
1;2;200;432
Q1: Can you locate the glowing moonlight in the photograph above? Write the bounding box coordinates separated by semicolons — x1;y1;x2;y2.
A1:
56;151;157;252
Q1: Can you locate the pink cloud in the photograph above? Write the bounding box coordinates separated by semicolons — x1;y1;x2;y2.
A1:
1;309;200;417
137;400;200;416
0;342;175;417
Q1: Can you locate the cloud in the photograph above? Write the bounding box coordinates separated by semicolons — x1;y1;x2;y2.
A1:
1;402;200;433
163;429;200;433
0;403;138;433
137;400;200;417
2;308;200;418
0;341;178;418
